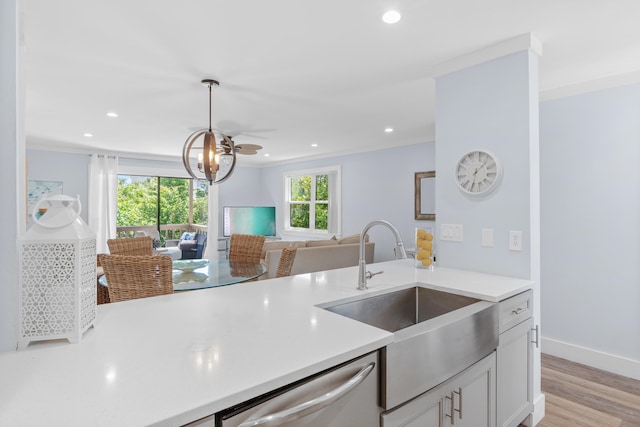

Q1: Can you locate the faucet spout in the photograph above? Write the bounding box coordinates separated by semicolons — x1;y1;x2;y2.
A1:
358;220;408;290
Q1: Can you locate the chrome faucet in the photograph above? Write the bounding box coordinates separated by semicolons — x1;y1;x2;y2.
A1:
358;220;408;290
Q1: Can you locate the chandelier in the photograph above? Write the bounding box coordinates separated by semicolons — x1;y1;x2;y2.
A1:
182;79;236;185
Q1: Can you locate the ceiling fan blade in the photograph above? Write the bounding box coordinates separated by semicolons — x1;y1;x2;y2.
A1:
235;144;263;155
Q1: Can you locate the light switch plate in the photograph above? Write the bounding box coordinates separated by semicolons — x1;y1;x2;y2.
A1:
482;228;494;247
441;224;463;242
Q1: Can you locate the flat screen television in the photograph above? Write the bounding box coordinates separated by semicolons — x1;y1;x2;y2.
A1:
223;206;276;237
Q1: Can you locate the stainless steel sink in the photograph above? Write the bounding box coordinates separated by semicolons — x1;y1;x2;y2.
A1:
322;284;498;409
324;286;481;332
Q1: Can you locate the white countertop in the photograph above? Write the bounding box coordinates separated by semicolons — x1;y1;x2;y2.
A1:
0;259;532;426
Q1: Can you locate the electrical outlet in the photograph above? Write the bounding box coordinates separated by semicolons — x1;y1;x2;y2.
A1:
509;231;523;251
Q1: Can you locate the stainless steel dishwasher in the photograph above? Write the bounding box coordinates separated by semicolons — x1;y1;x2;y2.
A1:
215;351;379;427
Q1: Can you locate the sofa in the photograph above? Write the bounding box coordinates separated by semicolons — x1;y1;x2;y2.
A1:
167;232;207;259
260;234;375;279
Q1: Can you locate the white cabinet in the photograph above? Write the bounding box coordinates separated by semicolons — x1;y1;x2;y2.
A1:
497;290;535;427
382;352;496;427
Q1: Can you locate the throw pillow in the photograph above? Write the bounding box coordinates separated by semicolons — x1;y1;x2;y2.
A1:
338;233;368;244
305;239;340;247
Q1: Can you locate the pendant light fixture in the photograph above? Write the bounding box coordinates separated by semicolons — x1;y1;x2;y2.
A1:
182;79;236;185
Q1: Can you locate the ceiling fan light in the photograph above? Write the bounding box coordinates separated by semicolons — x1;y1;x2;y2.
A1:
221;153;233;166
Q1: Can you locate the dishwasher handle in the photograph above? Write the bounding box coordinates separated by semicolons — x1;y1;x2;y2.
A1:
238;361;376;427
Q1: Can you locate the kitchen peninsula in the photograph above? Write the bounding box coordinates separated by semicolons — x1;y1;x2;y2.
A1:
0;259;533;426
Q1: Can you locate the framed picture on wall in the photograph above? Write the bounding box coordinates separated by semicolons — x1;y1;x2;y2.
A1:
28;180;63;218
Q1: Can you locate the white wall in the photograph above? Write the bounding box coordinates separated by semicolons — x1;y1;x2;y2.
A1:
540;83;640;377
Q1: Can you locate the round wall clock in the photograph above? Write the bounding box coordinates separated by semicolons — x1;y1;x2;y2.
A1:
455;150;503;196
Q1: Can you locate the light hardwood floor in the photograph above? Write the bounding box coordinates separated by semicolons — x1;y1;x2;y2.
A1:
537;353;640;427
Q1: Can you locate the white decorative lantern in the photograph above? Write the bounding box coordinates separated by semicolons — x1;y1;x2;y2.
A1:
18;195;97;348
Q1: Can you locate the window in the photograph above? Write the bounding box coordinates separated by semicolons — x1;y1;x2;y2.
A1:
284;166;341;236
116;175;208;239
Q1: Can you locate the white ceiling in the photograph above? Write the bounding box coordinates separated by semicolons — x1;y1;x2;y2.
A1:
23;0;640;166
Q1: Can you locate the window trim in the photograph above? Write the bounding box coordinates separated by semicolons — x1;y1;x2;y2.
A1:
283;166;341;238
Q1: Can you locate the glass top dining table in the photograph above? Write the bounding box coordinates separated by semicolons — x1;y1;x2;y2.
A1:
98;258;267;292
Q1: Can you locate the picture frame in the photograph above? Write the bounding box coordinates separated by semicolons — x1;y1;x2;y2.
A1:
28;180;63;217
415;171;435;221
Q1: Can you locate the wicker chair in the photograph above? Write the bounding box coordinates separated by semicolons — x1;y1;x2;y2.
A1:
107;236;153;256
228;234;266;264
275;247;298;278
96;255;110;304
98;254;173;303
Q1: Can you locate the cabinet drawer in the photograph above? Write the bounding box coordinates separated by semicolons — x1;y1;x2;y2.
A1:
498;290;532;334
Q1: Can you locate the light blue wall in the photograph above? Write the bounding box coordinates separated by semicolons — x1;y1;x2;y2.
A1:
27;143;435;263
258;143;435;261
540;83;640;363
435;51;538;279
0;0;21;352
218;167;266;206
27;150;90;223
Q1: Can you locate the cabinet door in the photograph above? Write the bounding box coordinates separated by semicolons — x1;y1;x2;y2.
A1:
382;353;496;427
447;352;496;427
381;383;445;427
497;317;534;427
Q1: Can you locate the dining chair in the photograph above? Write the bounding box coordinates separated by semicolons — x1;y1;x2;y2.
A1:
228;234;266;264
275;247;298;278
98;254;173;302
96;255;111;304
107;236;153;256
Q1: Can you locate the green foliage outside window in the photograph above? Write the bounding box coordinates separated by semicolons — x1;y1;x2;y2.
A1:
117;175;208;230
315;203;328;229
288;174;328;230
192;180;208;225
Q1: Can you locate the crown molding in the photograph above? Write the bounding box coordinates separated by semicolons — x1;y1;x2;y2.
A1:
430;33;542;78
540;69;640;101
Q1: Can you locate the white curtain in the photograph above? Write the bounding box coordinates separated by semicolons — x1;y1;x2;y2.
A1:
88;155;118;254
203;183;219;259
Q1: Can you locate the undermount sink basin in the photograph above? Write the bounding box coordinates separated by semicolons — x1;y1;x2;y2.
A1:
322;284;498;410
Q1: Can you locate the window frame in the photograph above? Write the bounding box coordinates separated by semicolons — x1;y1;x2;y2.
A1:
283;166;341;238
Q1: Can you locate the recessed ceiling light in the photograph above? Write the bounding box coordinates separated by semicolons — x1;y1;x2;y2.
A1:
382;10;401;24
264;153;270;157
83;133;93;137
311;143;318;147
106;112;118;118
384;127;394;133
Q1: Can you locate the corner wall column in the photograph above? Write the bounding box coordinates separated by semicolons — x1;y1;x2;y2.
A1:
0;0;25;352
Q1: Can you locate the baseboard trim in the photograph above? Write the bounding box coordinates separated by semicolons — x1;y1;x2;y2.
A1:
542;337;640;380
521;393;546;427
531;393;545;426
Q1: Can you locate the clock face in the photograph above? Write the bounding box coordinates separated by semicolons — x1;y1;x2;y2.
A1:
455;150;502;195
